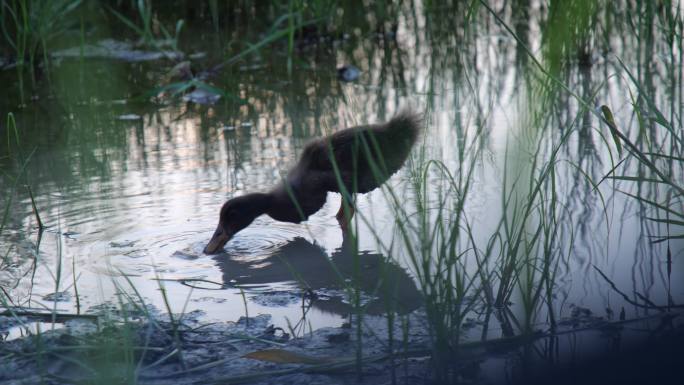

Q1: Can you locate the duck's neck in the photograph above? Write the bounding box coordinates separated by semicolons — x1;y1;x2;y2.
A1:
241;192;273;220
262;184;316;223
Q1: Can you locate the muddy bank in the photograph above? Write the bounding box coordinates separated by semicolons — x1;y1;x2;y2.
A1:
0;309;435;385
2;308;683;385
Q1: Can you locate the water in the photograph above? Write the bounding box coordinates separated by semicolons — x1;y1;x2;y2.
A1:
0;95;425;330
0;1;682;340
3;322;64;342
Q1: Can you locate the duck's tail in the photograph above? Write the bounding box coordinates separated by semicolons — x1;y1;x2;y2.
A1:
385;108;424;144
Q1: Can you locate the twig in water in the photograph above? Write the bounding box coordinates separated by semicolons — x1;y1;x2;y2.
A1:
593;265;684;310
0;309;99;322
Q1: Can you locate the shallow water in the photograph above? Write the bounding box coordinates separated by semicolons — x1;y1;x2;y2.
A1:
0;1;682;341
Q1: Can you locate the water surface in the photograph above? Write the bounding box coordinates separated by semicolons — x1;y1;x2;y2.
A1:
1;1;682;340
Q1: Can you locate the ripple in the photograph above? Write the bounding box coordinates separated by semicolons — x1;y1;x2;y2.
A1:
223;220;311;257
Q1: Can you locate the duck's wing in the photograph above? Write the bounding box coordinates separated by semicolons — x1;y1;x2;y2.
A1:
303;111;421;173
296;133;357;192
299;130;355;170
299;126;398;193
304;126;390;170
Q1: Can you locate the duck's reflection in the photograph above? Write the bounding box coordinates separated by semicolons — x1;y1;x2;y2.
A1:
213;235;422;316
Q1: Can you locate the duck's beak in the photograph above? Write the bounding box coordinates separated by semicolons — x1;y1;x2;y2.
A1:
204;226;233;254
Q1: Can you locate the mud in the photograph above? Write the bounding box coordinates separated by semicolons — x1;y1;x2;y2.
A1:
0;309;434;385
2;308;683;385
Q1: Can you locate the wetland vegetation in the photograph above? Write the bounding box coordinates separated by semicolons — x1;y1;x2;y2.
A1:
0;0;683;384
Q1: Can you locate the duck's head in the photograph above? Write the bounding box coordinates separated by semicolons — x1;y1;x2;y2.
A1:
204;193;271;254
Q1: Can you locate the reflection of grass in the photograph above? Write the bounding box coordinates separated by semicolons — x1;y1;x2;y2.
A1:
1;114;17;235
0;0;82;102
108;0;184;51
601;103;684;242
351;110;577;380
317;2;683;380
1;113;37;235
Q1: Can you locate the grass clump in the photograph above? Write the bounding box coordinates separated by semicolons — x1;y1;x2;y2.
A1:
0;0;82;102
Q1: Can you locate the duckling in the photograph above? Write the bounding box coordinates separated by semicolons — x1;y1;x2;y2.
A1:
204;110;423;254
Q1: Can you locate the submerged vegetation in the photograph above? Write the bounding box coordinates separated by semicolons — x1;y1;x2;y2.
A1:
1;0;683;384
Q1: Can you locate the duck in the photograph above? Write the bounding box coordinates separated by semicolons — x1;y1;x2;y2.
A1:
204;109;423;254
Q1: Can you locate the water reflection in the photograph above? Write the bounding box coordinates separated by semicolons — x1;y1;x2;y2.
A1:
0;0;681;340
214;233;422;316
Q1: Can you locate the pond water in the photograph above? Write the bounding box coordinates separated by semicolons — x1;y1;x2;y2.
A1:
0;1;682;343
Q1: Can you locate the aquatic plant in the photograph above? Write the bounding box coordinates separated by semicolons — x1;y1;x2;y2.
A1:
108;0;185;51
0;0;82;102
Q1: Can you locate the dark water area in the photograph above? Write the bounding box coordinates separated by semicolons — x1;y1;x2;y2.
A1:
0;0;683;383
516;327;684;385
